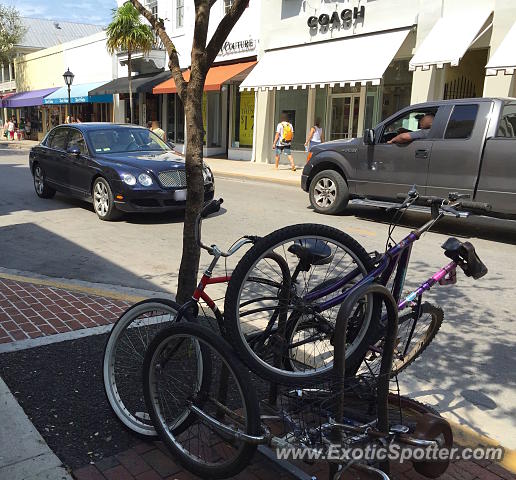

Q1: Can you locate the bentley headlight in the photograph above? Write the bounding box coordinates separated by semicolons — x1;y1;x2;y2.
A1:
120;173;136;186
138;173;153;186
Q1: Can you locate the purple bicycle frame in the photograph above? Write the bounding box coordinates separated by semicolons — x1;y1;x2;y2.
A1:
305;230;457;314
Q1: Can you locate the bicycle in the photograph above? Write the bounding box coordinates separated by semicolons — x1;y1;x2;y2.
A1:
142;284;453;480
223;187;489;383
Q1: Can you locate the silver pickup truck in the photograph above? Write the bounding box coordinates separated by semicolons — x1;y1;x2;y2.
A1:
301;98;516;218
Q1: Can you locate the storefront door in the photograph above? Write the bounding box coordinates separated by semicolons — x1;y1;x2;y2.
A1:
328;94;360;141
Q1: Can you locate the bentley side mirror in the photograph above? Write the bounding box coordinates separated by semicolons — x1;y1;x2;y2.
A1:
67;145;81;156
364;129;375;145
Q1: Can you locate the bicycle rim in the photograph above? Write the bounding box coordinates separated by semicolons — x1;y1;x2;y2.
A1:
103;299;182;436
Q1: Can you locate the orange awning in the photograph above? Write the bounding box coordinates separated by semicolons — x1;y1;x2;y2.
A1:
153;61;256;94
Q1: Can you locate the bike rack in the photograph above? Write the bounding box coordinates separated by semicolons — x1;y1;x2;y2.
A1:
331;283;399;479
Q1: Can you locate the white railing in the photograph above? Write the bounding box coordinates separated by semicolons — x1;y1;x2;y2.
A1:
0;80;16;92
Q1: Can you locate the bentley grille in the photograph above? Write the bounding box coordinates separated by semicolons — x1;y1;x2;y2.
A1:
158;170;187;188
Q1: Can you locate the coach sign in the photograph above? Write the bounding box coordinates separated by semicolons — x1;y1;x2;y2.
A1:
307;6;365;30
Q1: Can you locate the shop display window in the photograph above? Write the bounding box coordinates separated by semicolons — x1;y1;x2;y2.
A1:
232;87;254;148
274;88;308;151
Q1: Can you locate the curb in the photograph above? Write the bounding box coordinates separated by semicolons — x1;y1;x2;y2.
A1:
0;269;160;303
449;420;516;473
211;169;301;187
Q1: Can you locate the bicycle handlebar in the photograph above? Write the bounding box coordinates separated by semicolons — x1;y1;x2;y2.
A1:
195;198;257;257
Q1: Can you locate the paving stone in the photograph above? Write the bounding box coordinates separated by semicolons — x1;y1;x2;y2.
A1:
73;465;106;480
141;450;182;478
116;449;151;476
103;464;134;480
94;456;121;472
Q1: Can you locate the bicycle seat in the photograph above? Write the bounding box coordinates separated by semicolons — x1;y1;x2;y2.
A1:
441;237;488;280
288;239;333;267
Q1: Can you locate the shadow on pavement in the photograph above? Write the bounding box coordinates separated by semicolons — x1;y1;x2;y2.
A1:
0;223;164;292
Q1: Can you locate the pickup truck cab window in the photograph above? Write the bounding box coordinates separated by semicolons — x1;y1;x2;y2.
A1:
444;104;478;139
496;103;516;137
380;108;438;143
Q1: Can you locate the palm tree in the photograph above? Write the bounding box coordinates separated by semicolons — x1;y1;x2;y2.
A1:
106;2;154;124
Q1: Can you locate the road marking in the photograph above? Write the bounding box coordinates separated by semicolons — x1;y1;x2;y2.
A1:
0;271;146;303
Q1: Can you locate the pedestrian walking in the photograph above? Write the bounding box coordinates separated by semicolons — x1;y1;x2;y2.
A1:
151;120;166;142
305;118;324;160
25;119;31;140
7;118;15;141
19;118;25;140
273;112;296;171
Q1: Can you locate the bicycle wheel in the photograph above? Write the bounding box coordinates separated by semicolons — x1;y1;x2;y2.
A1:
224;223;380;385
103;298;188;437
143;323;261;479
359;303;443;377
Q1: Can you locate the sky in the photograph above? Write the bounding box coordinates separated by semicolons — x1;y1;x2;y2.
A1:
3;0;118;26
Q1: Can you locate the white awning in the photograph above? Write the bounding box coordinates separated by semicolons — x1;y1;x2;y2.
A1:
409;8;492;71
239;29;411;91
486;22;516;75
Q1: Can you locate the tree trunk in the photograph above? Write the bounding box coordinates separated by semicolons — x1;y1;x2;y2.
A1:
128;50;133;124
176;74;206;304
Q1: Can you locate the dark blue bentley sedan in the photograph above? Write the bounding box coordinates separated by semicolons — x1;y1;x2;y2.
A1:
29;123;214;220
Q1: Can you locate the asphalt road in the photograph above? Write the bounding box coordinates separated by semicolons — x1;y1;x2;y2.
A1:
1;149;515;449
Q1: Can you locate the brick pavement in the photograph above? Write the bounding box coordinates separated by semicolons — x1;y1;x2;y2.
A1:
0;276;131;343
72;441;515;480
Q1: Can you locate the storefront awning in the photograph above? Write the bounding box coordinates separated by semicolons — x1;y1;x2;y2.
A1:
153;61;257;94
43;82;113;104
409;8;492;71
486;22;516;75
239;30;410;91
88;71;171;96
2;87;59;108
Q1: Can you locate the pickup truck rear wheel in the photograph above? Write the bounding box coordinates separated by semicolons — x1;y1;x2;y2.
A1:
309;170;349;215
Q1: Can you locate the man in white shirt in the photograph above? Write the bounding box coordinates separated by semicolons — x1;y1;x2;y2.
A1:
272;112;297;171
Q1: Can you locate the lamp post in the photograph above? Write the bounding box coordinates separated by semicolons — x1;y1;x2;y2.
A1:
63;68;75;123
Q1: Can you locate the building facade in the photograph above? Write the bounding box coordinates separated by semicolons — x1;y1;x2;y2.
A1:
4;31;116;140
244;0;516;165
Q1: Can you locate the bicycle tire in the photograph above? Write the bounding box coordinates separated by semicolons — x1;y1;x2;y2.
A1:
358;303;443;377
224;223;380;386
143;323;261;479
103;298;189;437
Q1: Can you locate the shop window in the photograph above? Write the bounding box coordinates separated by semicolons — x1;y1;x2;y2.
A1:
176;0;184;28
224;0;233;14
497;103;516;138
364;85;380;130
207;91;221;147
274;89;308;151
314;87;327;131
380;60;413;121
167;94;185;144
232;87;254;148
444;104;478;139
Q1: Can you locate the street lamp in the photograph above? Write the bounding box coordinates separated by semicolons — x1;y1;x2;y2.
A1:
63;68;74;123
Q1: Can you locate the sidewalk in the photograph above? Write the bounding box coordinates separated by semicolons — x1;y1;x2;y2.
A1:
0;138;302;187
0;271;515;480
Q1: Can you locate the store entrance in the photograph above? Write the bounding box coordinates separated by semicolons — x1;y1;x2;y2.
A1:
328;94;360;140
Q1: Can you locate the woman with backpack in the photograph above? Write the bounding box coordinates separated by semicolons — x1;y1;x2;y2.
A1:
273;112;297;171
